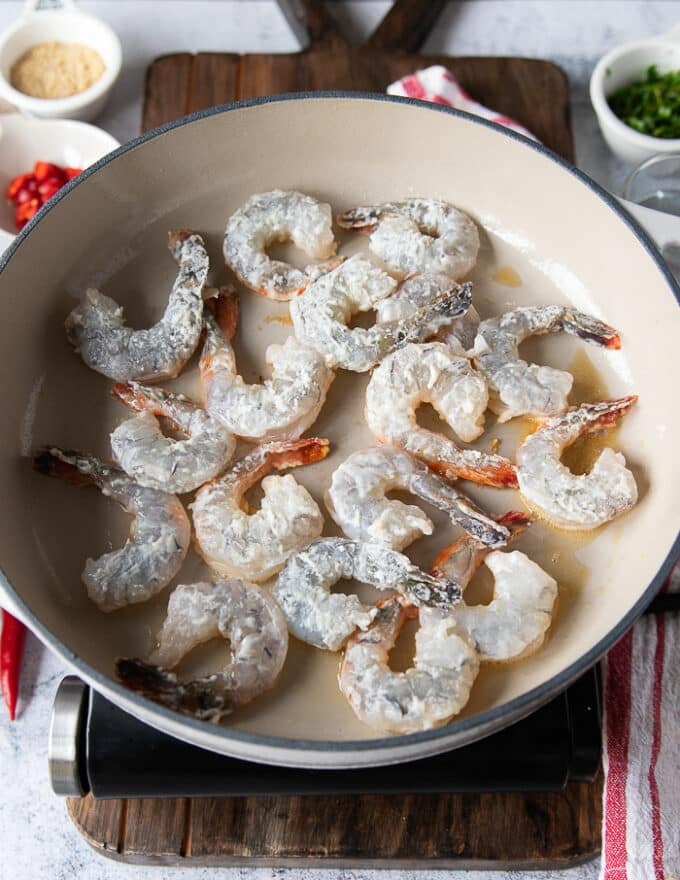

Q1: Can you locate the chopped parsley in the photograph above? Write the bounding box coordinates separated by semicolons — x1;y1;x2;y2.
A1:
608;65;680;138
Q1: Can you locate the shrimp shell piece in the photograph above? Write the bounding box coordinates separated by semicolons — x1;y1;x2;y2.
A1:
110;381;236;494
472;305;622;422
33;448;190;612
365;342;518;488
65;231;209;382
116;579;288;722
223;189;337;301
290;254;473;372
201;292;334;441
272;538;462;651
516;396;639;530
375;273;480;355
325;446;510;551
338;597;480;734
432;512;557;662
191;438;329;582
337;199;480;280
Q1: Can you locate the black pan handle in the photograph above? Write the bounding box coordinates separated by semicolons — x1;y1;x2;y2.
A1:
49;669;601;800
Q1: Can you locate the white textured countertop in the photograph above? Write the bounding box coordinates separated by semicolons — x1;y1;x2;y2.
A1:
1;3;678;879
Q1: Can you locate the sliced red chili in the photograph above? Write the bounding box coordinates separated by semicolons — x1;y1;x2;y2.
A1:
64;167;82;180
1;610;26;721
15;197;41;229
33;161;65;184
6;172;33;201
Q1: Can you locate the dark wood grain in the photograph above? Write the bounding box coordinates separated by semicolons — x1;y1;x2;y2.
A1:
67;4;594;869
67;776;602;868
143;53;572;161
366;0;449;51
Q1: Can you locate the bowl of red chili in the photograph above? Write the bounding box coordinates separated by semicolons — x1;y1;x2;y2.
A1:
0;113;119;250
590;27;680;165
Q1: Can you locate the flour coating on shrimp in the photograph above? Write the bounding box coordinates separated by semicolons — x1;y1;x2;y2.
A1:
516;400;638;529
326;446;508;551
65;232;209;382
273;538;462;651
339;600;479;733
202;309;334;441
375;274;479;355
452;551;557;662
339;199;480;280
223;190;336;299
111;384;236;494
366;342;488;449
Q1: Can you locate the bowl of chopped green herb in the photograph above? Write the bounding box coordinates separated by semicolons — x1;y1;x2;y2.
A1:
590;27;680;164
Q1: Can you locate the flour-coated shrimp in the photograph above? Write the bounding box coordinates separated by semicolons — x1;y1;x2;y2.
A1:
272;538;462;651
516;397;638;530
201;291;334;441
116;579;288;721
191;437;329;582
290;254;472;372
33;448;190;612
337;198;479;280
338;596;479;733
325;446;510;552
375;274;480;354
223;189;337;301
432;512;558;662
365;342;518;488
110;381;236;494
65;231;209;382
472;305;621;422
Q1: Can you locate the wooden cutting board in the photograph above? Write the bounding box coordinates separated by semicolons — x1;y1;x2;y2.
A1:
67;1;598;869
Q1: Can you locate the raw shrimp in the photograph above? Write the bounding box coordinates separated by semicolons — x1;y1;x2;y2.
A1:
375;274;480;355
33;448;190;612
201;291;334;441
116;579;288;722
325;446;510;551
290;255;473;372
191;437;329;582
472;305;622;421
516;396;639;530
272;538;462;651
65;230;210;382
110;381;236;494
223;189;337;300
338;596;479;733
365;342;518;488
337;198;479;280
432;513;558;662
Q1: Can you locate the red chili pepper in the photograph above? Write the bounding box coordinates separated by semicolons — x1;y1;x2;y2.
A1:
15;197;41;229
64;167;82;180
6;172;33;201
1;610;26;721
33;161;65;184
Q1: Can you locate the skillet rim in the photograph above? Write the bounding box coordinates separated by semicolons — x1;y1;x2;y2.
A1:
1;91;678;759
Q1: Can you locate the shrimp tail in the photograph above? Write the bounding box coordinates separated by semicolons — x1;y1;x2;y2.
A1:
205;287;239;340
562;309;621;350
578;395;637;430
115;658;233;723
263;437;331;470
430;511;531;581
336;205;384;233
404;571;462;610
428;457;519;489
32;447;101;487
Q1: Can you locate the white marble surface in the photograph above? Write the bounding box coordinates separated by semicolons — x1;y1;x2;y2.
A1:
1;2;678;879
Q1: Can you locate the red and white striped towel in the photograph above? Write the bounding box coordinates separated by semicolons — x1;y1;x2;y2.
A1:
387;64;538;141
388;64;680;880
601;566;680;880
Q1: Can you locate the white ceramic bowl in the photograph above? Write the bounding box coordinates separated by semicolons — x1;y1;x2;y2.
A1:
0;0;121;122
0;113;119;250
590;26;680;165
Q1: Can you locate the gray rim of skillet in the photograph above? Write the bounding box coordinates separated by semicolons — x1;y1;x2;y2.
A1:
1;92;678;755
